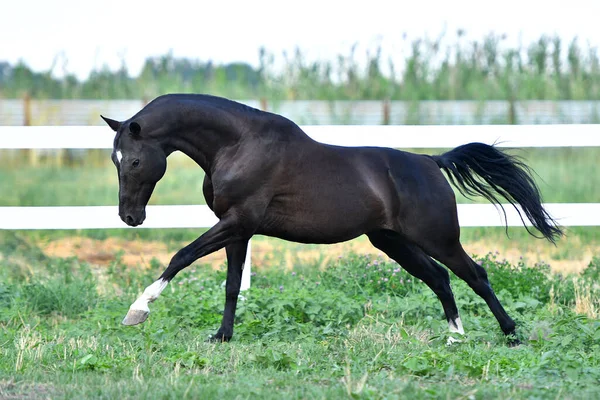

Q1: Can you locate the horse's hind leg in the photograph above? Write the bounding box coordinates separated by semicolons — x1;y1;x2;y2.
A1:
367;230;464;335
422;239;517;340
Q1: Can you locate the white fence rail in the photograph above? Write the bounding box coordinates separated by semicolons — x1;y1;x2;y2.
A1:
1;203;599;230
2;124;600;289
2;124;600;149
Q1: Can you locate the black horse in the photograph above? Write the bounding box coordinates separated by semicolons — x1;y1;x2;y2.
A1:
101;94;562;344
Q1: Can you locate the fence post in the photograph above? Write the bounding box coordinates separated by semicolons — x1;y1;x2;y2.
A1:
23;93;31;126
506;78;518;125
260;98;268;111
508;97;517;125
382;98;390;125
22;93;39;166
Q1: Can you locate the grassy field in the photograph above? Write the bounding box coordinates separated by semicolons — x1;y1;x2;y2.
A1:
1;142;599;398
1;237;599;399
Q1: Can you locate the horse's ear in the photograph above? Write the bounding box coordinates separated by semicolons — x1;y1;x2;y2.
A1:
101;115;121;132
129;122;141;136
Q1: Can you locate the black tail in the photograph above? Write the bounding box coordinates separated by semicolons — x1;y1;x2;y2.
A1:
432;142;563;243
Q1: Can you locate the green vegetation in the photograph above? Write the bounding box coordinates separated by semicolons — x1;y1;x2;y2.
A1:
2;33;600;101
1;237;599;399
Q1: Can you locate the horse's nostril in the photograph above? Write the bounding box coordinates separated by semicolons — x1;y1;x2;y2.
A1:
125;215;134;225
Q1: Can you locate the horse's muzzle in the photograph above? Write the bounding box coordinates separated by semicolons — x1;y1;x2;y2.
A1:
120;210;146;227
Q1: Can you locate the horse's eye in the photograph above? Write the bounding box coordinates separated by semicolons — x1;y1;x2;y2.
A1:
132;159;140;168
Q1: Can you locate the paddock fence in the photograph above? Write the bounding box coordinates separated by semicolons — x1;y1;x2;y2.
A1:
1;124;599;289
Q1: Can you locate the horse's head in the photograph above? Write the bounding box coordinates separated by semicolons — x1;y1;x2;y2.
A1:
101;115;167;227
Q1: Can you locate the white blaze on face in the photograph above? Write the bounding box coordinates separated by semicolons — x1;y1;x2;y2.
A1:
116;150;123;165
129;279;168;312
448;316;465;335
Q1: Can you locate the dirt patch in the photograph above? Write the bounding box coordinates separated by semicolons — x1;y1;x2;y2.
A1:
463;242;597;275
43;237;184;269
40;235;597;274
0;380;57;400
40;236;377;270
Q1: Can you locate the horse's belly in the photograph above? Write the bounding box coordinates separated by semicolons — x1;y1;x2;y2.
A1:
256;194;386;244
257;218;364;244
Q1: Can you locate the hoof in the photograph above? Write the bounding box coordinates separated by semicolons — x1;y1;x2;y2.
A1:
446;336;463;346
505;331;522;347
122;309;149;326
207;333;232;343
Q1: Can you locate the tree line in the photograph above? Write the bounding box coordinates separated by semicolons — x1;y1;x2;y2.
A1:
1;33;599;101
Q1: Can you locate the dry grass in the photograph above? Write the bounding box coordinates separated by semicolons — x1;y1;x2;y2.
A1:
573;280;599;318
39;233;598;275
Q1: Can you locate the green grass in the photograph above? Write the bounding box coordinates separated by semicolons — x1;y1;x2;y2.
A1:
0;152;205;207
1;239;599;399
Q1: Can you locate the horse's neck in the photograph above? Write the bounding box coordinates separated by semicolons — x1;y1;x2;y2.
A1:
151;95;310;172
161;102;246;172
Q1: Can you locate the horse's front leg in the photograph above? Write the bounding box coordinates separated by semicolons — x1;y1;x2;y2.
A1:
122;214;250;326
209;240;248;342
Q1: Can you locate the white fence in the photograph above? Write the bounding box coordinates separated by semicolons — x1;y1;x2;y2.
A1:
2;124;600;289
2;124;600;149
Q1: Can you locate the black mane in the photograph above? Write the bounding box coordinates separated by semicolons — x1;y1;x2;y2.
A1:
151;93;265;117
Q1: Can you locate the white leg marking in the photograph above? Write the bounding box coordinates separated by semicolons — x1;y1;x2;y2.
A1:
129;279;168;312
447;336;462;345
116;150;123;164
447;316;465;345
448;316;465;335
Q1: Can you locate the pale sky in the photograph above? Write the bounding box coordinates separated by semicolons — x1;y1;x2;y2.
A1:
2;0;599;79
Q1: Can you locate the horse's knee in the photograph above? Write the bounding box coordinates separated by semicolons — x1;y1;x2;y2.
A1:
434;263;451;283
424;260;449;285
471;261;488;279
423;262;454;300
